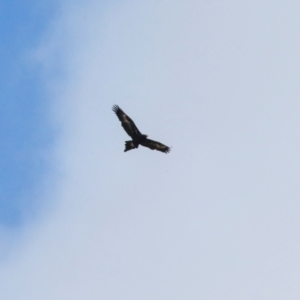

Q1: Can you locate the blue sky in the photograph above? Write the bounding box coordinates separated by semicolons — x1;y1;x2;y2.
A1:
1;1;300;299
0;1;57;227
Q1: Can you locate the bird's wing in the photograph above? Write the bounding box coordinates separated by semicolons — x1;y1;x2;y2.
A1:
112;105;142;138
140;138;171;153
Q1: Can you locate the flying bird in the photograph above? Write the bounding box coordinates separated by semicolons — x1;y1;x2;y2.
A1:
112;105;171;153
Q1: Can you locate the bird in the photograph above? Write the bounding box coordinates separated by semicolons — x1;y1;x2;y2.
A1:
112;105;171;153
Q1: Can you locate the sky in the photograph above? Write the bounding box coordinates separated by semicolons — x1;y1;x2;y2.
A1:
0;0;56;227
1;0;300;299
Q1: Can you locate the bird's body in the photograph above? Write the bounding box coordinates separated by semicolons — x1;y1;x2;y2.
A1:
112;105;171;153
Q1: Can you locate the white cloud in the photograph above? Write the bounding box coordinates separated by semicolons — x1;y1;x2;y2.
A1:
1;1;300;299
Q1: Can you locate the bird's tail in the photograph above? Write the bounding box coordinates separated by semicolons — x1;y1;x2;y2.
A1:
124;140;138;152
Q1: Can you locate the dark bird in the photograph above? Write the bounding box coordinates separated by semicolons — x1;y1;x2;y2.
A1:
112;105;171;153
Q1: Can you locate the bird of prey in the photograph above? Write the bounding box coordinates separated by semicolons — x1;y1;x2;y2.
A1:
112;105;171;153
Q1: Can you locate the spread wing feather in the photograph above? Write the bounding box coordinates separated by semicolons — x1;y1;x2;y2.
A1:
140;139;171;153
112;105;142;138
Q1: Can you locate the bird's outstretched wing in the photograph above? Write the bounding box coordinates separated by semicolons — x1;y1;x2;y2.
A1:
112;105;142;139
140;139;171;153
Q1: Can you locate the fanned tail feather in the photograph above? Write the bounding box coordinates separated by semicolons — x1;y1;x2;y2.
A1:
124;140;138;152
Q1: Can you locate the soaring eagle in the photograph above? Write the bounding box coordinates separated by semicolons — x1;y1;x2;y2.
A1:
112;105;171;153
